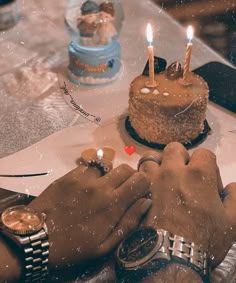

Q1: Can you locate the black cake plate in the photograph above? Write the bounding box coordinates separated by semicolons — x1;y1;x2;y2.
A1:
125;116;211;151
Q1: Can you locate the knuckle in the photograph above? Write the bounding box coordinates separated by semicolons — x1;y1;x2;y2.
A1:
225;182;236;189
188;166;217;188
194;148;216;160
111;189;119;201
78;183;96;195
135;171;149;183
118;163;135;173
188;166;204;177
159;168;177;182
161;164;183;175
165;142;186;152
59;178;77;189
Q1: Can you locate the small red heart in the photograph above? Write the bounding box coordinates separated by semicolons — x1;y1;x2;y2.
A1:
125;146;136;156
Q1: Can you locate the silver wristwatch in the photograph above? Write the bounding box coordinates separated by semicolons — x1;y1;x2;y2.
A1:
0;205;49;283
116;227;209;283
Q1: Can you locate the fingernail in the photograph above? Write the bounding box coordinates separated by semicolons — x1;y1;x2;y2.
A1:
141;199;152;214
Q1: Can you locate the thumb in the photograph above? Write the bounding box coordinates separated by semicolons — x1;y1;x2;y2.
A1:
223;182;236;237
98;198;152;256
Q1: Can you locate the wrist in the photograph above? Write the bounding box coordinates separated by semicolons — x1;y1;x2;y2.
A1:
140;263;204;283
0;205;50;283
116;227;209;283
0;234;21;282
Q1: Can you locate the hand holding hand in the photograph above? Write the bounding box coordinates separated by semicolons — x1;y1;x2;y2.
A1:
139;142;236;268
29;163;151;278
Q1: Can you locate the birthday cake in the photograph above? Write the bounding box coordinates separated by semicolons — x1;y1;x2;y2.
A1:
128;62;209;144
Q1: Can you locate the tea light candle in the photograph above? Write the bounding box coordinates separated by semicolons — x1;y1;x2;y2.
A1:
81;146;115;174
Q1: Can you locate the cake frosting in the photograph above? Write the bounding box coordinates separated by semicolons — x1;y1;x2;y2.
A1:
128;67;209;144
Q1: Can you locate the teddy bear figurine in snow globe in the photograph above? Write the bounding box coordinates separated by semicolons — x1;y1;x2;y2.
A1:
65;0;124;85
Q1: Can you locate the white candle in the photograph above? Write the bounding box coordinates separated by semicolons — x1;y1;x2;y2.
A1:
183;26;194;82
145;23;157;88
97;149;104;160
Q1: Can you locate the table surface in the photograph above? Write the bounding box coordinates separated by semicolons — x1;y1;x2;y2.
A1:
0;0;236;282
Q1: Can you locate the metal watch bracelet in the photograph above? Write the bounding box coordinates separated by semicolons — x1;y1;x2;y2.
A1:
168;232;209;283
116;228;209;283
145;230;209;283
21;225;49;283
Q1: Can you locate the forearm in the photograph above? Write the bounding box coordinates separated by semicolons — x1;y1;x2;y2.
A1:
0;235;21;283
140;263;203;283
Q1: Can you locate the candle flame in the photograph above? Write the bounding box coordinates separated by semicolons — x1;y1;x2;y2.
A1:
187;25;194;43
97;149;104;160
146;23;153;45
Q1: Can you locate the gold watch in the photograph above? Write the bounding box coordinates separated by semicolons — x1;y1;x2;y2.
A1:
0;205;49;283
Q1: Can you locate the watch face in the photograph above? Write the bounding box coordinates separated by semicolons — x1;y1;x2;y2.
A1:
117;227;162;267
1;205;45;235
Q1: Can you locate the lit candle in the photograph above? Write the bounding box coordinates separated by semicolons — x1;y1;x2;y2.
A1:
97;149;104;160
80;146;116;174
183;26;194;82
145;23;157;88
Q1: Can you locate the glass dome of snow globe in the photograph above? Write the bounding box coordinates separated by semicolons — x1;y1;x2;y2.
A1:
65;0;124;85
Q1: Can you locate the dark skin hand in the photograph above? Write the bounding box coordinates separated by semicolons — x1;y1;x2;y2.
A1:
1;143;235;282
138;142;236;282
27;163;152;281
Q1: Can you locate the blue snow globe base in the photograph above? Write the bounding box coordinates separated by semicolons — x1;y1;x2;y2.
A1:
68;41;121;85
65;0;124;86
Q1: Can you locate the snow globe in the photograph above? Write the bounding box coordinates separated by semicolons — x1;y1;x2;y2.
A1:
65;0;124;85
